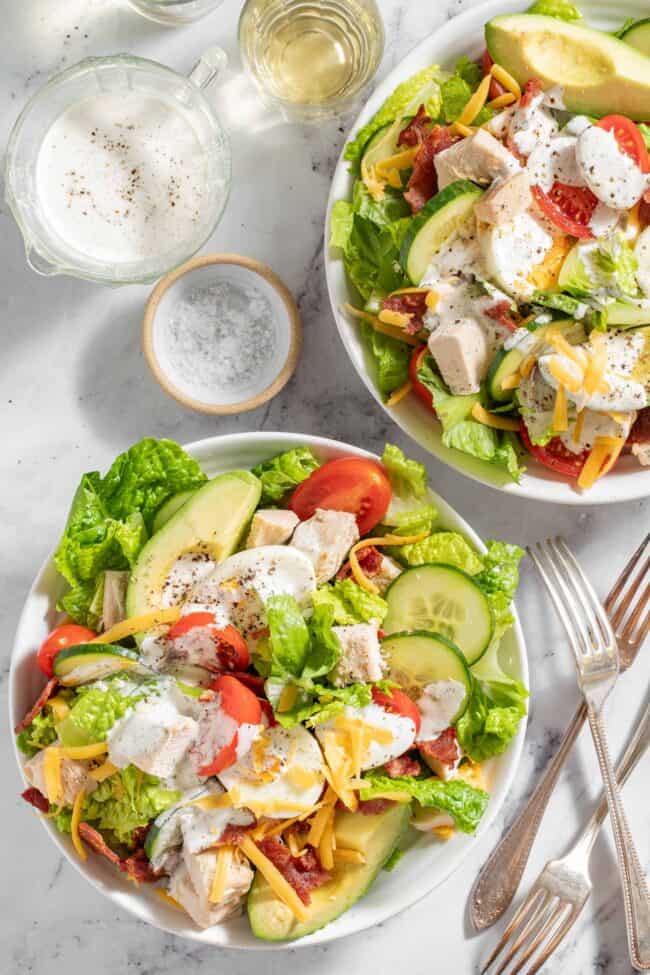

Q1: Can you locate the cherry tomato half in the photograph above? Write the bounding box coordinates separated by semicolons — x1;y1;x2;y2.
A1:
289;457;392;536
37;623;97;677
372;686;421;735
409;344;435;412
168;612;250;671
519;419;588;479
597;115;650;174
531;183;597;239
197;675;262;776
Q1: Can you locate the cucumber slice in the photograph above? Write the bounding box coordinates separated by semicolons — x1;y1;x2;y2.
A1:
145;786;209;870
383;564;493;665
360;119;413;172
152;490;196;534
621;18;650;56
607;301;650;327
381;631;471;716
400;180;483;284
487;347;524;403
53;643;149;686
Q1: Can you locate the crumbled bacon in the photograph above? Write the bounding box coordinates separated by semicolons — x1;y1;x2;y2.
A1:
484;301;520;333
381;292;428;334
418;727;461;767
384;754;421;778
218;824;252;847
404;126;459;214
227;672;266;694
77;822;158;881
640;197;650;226
78;823;122;866
519;77;543;108
256;837;330;905
258;698;277;728
628;408;650;444
397;105;431;147
337;544;383;581
358;798;395;815
121;848;158;884
14;677;59;734
131;825;151;849
21;787;50;813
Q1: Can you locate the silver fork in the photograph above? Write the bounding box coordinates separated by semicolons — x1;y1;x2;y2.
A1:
470;534;650;931
481;695;650;975
527;537;650;971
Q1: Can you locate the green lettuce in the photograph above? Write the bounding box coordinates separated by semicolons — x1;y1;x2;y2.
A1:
416;357;522;480
381;444;427;499
304;604;343;681
344;65;443;166
252;447;320;505
440;74;491;126
560;236;639;300
457;676;528;762
364;324;411;397
531;291;588;318
387;504;438;536
330;200;355;249
638;124;650;151
400;530;484;573
527;0;582;20
312;578;388;625
55;439;206;627
360;772;489;833
57;683;142;747
345;216;408;302
16;709;58;757
81;765;180;846
266;594;311;678
454;55;482;90
352;180;411;227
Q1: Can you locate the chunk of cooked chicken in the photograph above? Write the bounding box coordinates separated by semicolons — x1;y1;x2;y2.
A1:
434;129;520;191
428;318;490;396
23;751;97;806
291;508;359;584
474;170;532;225
330;623;385;687
169;848;253;928
245;509;299;549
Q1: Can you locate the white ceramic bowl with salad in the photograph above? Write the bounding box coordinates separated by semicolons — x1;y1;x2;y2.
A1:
325;0;650;504
10;432;527;948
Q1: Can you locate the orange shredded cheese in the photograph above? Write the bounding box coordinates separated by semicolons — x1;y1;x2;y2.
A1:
487;91;516;109
348;531;429;594
239;835;310;922
278;684;299;713
386;381;413;407
458;73;492;126
490;63;521;99
191;793;233;811
425;290;439;310
553;384;568;433
318;816;336;871
92;608;180;644
573;408;586;444
471;403;520;431
156;889;183;910
209;845;233;903
342;303;419;346
577;436;625;490
451;121;476;138
334;848;366;865
89;760;119;783
375;146;420;175
71;788;87;861
43;747;64;806
59;742;109;761
378;308;412;328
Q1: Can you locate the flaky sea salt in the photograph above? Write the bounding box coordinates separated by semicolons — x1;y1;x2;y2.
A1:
156;279;278;403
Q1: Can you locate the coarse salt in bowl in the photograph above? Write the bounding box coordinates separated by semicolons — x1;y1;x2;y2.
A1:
143;254;302;414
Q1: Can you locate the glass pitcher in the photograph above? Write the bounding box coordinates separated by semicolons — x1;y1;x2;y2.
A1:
4;50;230;286
126;0;225;26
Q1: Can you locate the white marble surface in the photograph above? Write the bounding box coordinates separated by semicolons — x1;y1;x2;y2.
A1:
1;1;648;972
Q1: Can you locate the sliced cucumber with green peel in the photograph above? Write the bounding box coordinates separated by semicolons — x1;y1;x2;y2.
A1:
152;490;196;534
360;118;413;172
381;631;471;714
53;643;148;686
145;786;209;870
400;181;483;284
621;18;650;56
383;563;493;665
487;347;524;403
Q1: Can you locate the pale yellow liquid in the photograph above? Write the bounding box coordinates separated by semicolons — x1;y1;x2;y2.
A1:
239;0;384;113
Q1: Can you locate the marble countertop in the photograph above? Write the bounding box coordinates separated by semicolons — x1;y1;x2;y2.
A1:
1;1;648;972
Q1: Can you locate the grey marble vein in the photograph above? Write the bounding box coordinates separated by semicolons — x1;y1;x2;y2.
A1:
1;1;648;973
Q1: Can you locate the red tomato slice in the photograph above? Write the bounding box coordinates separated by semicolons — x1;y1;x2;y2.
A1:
37;623;97;677
597;115;650;173
289;457;391;536
168;613;250;671
519;420;588;479
531;183;596;239
197;675;262;775
372;686;421;735
409;344;435;412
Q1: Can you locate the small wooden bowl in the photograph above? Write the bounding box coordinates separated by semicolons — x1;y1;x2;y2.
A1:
142;253;302;415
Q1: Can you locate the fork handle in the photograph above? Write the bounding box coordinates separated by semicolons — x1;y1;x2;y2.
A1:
469;699;588;931
587;705;650;971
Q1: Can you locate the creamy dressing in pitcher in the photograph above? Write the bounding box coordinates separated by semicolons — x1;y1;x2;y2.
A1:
35;92;208;265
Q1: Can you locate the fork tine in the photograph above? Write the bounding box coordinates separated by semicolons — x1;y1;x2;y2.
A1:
547;539;603;654
619;580;650;645
553;538;614;651
502;899;561;975
527;545;585;663
508;902;571;975
609;556;650;630
604;532;650;615
480;891;545;974
523;905;581;975
491;893;553;975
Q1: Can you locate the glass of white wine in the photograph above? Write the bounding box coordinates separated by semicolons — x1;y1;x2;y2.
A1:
238;0;384;121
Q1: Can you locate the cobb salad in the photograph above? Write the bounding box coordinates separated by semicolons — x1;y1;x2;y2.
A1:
331;1;650;490
15;437;526;942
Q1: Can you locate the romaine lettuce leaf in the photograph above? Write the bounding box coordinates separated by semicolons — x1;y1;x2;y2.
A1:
266;594;311;678
360;771;489;833
303;604;342;681
57;683;142;747
312;578;388;625
251;446;320;505
364;324;411;397
345;216;408;302
16;709;58;757
440;75;491;126
381;444;428;499
386;503;438;536
330;199;355;249
81;765;180;846
400;530;484;573
527;0;582;20
352;180;411;227
457;676;528;762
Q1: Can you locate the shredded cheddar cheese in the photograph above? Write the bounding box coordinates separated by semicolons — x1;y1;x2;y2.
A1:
209;845;233;903
191;793;233;811
487;91;516;109
489;63;521;99
386;381;413;407
277;684;299;713
318;816;335;871
348;531;429;594
59;742;109;761
425;290;439;310
239;835;310;922
343;303;420;347
451;121;476;138
375;146;420;175
378;308;412;328
334;848;366;865
71;788;87;860
577;436;625;490
471;403;520;431
156;888;183;910
553;384;569;433
89;760;119;783
43;747;63;806
48;697;70;723
457;73;491;126
573;408;586;445
92;608;180;644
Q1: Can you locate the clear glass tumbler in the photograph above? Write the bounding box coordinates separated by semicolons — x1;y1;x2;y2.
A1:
238;0;384;121
4;50;230;285
126;0;225;26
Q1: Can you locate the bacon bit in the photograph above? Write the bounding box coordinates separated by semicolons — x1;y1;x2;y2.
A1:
398;104;431;147
14;678;59;734
78;823;122;866
258;698;277;728
256;836;330;905
519;77;543;108
121;848;158;884
218;671;265;694
628;407;650;445
219;824;253;847
131;824;151;849
384;754;421;778
418;727;461;767
337;544;383;581
358;798;395;815
21;787;50;813
404;126;460;214
484;300;521;333
481;50;506;101
381;292;428;334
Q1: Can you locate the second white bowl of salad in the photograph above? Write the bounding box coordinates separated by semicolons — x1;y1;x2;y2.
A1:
325;0;650;504
10;432;527;948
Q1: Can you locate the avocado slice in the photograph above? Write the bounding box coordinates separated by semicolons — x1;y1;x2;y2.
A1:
53;643;148;686
126;471;261;633
485;14;650;120
247;803;410;942
151;490;196;534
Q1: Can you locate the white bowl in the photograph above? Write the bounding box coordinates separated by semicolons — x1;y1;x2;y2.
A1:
324;0;650;505
9;431;528;949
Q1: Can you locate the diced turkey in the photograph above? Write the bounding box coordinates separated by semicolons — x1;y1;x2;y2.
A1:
169;850;253;928
245;509;299;549
23;752;98;807
329;623;386;687
427;317;490;395
474;170;532;225
434;129;520;191
291;508;359;584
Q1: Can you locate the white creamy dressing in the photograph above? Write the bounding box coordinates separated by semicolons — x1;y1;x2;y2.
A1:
509;92;558;157
36;92;208;265
179;804;253;857
161;552;217;608
635;227;650;296
559;410;636;455
526;135;583;191
415;680;467;741
192;694;262;772
576;126;649;210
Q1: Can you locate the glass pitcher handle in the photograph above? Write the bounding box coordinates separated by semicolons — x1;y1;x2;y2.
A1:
25;246;59;277
188;46;228;90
